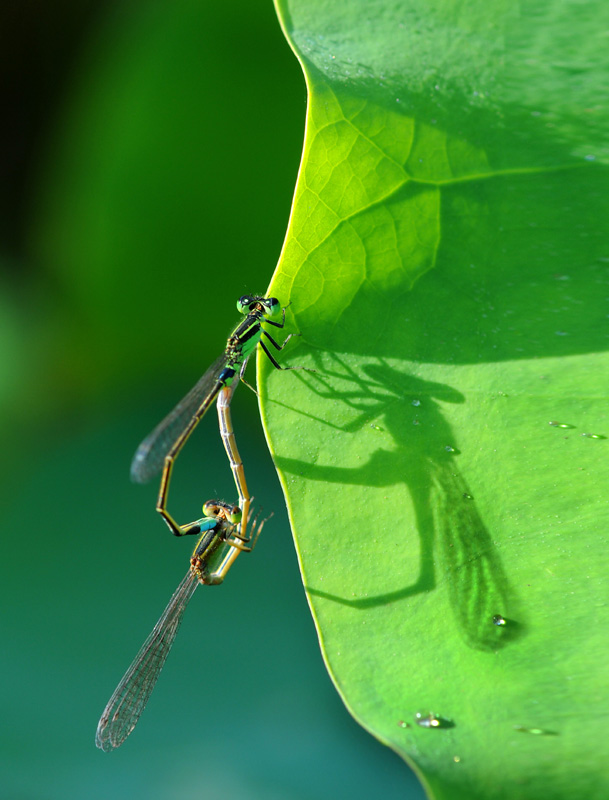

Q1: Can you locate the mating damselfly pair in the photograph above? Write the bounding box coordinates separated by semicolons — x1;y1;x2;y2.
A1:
96;295;306;751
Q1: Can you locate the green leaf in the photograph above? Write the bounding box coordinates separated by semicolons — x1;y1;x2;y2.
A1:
261;2;609;798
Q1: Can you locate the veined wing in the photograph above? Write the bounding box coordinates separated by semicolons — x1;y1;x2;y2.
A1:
95;569;199;752
130;353;230;483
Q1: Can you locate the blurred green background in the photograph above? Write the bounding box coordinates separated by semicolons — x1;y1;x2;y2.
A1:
0;1;428;798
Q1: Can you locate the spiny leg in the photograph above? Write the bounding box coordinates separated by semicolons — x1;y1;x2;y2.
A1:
263;303;303;357
263;302;290;330
260;338;314;372
237;354;258;395
261;326;314;373
201;506;268;585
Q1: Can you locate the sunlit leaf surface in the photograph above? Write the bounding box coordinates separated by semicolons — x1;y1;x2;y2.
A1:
261;2;609;797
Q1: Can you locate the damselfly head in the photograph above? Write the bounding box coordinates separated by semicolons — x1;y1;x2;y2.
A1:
202;499;242;525
237;295;281;319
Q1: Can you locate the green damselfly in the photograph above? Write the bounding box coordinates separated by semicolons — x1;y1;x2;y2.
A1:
130;295;303;540
95;500;265;752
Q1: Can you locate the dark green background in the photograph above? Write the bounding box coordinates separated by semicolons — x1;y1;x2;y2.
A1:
0;1;424;797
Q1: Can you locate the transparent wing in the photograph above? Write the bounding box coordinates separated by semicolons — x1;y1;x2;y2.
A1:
130;353;229;484
95;569;199;751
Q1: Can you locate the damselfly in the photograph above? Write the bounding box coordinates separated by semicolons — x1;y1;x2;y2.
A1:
95;500;266;752
131;295;304;540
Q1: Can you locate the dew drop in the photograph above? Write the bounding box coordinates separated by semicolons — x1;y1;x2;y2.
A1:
445;445;455;452
463;492;473;500
453;756;461;763
370;424;383;431
415;712;454;729
549;421;574;429
415;712;440;728
513;725;559;736
397;720;410;729
412;399;421;407
581;432;606;439
492;614;507;626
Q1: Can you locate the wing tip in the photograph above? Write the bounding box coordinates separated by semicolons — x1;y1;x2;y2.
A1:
130;450;151;484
